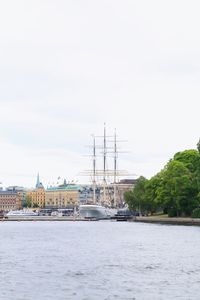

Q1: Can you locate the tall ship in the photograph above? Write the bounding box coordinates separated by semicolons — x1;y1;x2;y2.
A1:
79;124;133;219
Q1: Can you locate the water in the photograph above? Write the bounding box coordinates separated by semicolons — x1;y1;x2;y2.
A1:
0;221;200;300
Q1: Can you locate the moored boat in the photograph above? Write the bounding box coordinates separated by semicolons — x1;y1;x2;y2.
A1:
79;204;114;219
6;210;39;218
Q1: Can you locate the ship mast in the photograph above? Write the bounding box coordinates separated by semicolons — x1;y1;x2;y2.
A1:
92;135;96;204
80;125;132;207
103;123;106;204
113;128;117;207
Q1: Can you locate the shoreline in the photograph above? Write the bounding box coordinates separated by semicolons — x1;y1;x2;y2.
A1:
133;216;200;226
0;216;97;222
1;215;200;226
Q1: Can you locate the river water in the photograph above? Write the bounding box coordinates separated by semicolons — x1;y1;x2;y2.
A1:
0;221;200;300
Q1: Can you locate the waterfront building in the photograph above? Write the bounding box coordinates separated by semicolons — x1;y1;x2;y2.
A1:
26;188;45;208
115;179;137;207
0;190;22;211
26;174;45;208
98;179;137;207
79;180;136;208
45;181;79;209
6;186;26;207
0;186;27;211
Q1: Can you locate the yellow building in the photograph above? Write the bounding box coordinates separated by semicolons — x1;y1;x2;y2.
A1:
45;184;79;208
26;187;45;208
26;174;45;208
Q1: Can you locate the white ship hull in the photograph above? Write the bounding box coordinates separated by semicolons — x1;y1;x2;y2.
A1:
79;205;116;219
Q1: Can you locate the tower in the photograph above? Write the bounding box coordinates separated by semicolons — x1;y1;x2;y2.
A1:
36;173;39;188
35;173;44;189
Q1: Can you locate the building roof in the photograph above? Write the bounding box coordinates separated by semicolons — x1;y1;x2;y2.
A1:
46;185;80;192
119;179;138;184
0;191;18;195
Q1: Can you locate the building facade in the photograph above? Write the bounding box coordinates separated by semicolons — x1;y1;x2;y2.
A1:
45;185;79;209
0;191;22;211
116;179;137;207
26;174;45;208
98;179;137;207
26;187;46;208
6;186;26;207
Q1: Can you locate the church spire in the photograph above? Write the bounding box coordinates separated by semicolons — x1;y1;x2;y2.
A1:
36;173;43;189
36;173;40;188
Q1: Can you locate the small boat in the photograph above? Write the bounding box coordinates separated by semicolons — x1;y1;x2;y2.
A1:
6;210;39;218
111;208;134;221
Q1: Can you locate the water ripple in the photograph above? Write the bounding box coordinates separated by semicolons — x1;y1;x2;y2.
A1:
0;221;200;299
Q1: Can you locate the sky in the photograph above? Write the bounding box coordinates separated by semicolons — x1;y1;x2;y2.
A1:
1;0;200;188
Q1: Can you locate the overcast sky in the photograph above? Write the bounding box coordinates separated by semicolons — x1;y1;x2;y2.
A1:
1;0;200;188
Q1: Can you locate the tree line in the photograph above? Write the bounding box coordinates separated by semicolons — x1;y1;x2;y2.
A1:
124;145;200;217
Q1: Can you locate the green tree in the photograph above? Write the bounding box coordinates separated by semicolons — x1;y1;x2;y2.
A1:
144;174;162;214
125;149;200;217
25;195;32;208
174;149;200;194
133;176;148;214
156;160;199;216
125;176;150;214
197;139;200;153
174;150;200;174
124;190;136;211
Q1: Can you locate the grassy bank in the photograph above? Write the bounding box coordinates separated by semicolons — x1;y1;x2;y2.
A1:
134;215;200;226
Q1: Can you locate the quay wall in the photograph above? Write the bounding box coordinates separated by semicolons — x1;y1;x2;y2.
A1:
133;216;200;226
0;216;92;222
